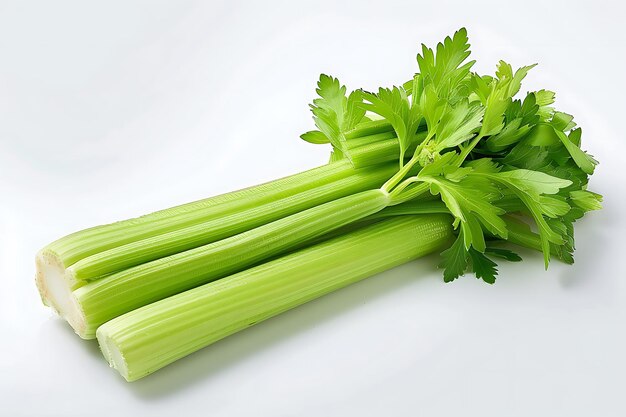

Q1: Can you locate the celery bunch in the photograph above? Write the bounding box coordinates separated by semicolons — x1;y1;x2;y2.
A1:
36;28;601;381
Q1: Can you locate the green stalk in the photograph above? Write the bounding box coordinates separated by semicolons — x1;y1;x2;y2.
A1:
348;140;402;167
70;190;392;338
501;215;571;262
374;200;450;217
42;137;401;273
45;141;437;338
345;130;397;149
68;164;398;283
457;133;485;165
382;157;421;192
349;131;427;168
42;160;358;268
97;214;453;381
37;158;401;304
503;216;543;250
344;119;394;139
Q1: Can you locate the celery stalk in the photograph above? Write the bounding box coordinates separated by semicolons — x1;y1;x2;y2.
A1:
66;164;398;283
64;190;393;338
344;130;397;149
344;119;394;139
97;214;452;381
44;160;357;266
348;132;426;168
41;153;395;272
36;160;398;300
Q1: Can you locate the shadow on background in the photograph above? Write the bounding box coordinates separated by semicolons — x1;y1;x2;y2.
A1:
43;318;103;358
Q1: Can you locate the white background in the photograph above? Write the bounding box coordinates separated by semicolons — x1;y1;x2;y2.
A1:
1;1;625;416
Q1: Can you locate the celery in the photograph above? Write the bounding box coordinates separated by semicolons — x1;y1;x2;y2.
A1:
36;159;397;296
343;119;394;139
52;118;395;273
63;190;394;338
44;160;358;267
300;28;600;283
65;164;398;284
97;214;452;381
348;132;426;168
37;28;602;383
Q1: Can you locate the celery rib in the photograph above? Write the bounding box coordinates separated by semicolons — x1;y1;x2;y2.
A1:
348;140;401;167
97;214;453;381
344;119;394;139
68;164;398;283
73;189;392;338
349;132;426;168
46;127;407;272
345;130;397;149
44;160;356;267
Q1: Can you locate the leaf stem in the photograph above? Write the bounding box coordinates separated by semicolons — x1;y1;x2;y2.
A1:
389;182;430;205
457;133;484;164
381;155;420;192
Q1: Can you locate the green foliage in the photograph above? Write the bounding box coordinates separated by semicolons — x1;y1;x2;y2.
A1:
441;233;469;282
468;248;499;284
360;86;422;165
484;247;522;262
417;28;475;102
305;74;367;156
300;28;601;283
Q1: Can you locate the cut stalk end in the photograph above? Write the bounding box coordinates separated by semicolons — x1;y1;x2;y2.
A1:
35;251;88;338
96;328;130;381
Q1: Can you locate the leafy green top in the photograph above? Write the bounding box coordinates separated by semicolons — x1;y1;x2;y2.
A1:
301;28;601;284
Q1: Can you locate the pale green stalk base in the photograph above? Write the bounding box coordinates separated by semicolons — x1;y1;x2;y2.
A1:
97;214;453;382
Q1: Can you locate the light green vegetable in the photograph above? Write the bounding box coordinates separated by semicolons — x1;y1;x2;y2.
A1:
300;28;601;283
97;214;453;381
71;189;392;338
35;159;400;324
37;29;601;380
60;163;398;284
37;153;398;289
